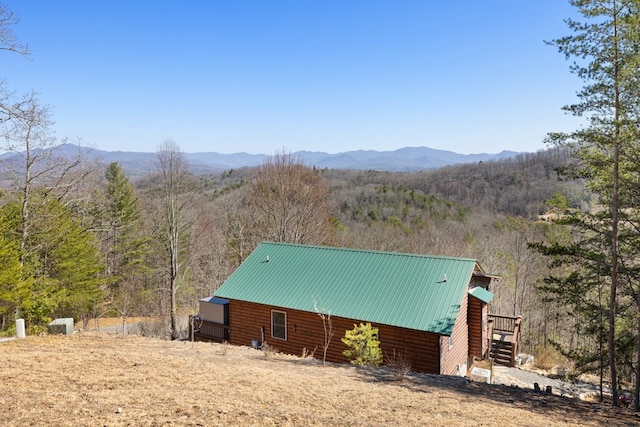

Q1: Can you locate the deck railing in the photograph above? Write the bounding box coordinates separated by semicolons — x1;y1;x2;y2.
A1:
512;316;522;366
488;314;521;333
189;316;230;342
488;314;522;367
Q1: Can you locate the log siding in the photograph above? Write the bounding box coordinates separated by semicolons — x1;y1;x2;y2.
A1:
439;293;469;375
228;299;456;374
468;295;484;359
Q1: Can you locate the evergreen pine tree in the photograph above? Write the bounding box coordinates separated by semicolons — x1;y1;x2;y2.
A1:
541;0;640;407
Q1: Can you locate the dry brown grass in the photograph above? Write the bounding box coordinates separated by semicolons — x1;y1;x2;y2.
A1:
534;345;569;371
1;332;639;426
76;317;149;330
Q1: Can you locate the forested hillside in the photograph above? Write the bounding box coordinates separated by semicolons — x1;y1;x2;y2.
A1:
325;147;586;221
1;146;578;336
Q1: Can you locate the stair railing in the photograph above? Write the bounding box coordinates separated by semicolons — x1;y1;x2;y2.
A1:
511;316;522;367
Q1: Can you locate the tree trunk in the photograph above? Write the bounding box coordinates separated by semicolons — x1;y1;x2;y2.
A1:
609;4;620;405
635;292;640;411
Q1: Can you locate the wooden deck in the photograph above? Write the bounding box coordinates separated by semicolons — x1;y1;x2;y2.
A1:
189;316;230;343
488;314;522;367
492;331;516;343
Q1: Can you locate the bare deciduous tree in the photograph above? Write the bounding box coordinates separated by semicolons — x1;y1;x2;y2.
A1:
0;94;90;265
151;140;197;340
313;298;334;367
0;3;29;122
219;189;259;266
0;4;29;56
249;151;334;245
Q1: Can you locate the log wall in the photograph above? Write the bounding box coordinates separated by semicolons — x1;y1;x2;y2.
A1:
481;303;489;357
468;296;483;359
439;293;469;376
227;299;446;374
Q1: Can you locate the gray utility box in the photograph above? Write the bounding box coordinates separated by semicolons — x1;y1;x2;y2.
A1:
199;297;229;324
48;318;74;335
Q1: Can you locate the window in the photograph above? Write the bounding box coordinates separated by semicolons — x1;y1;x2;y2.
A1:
271;310;287;340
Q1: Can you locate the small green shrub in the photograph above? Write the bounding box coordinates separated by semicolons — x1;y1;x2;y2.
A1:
341;322;382;367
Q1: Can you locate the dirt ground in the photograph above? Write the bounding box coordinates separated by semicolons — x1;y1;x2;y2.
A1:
1;332;639;426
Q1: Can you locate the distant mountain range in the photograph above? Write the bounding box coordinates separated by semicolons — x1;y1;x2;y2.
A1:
2;144;524;176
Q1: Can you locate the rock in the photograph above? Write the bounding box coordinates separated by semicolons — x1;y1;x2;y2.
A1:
517;353;535;366
470;367;491;384
115;407;123;414
553;366;569;377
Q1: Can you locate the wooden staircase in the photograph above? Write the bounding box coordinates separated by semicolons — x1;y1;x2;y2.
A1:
488;315;522;367
491;331;516;366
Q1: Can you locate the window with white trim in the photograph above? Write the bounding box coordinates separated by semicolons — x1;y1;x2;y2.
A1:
271;310;287;340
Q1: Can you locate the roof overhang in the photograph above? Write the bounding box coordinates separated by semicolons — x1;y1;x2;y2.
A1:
469;286;494;304
200;297;229;305
473;263;502;280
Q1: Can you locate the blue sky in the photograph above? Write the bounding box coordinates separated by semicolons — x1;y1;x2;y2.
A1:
4;1;582;155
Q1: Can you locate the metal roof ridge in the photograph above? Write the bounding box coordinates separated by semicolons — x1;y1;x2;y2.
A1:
258;241;478;262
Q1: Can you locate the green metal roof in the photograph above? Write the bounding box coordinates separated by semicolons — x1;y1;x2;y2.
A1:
214;242;481;336
469;286;494;304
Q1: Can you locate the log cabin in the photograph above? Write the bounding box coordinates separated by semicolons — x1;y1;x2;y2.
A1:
197;242;518;375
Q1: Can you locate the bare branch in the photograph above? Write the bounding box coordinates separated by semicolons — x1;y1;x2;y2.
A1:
0;4;30;56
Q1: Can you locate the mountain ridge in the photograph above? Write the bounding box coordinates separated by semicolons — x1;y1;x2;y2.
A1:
2;143;524;175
